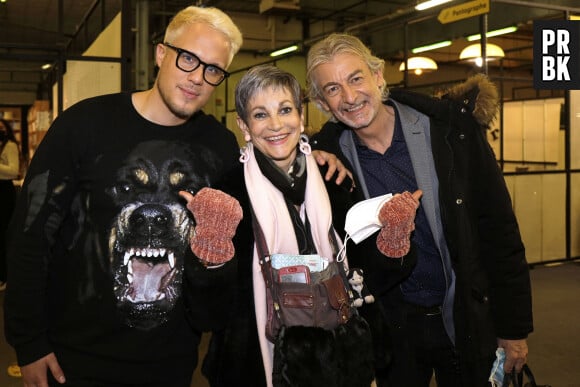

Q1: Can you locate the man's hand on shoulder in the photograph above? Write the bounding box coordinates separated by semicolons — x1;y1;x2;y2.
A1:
311;150;355;191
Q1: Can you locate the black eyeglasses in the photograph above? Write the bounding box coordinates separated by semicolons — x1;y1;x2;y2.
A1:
163;43;230;86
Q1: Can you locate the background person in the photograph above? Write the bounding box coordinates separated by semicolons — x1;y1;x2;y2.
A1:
306;33;533;387
0;118;20;292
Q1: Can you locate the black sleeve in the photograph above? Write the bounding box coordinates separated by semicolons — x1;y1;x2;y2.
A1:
182;163;255;333
310;121;346;158
187;165;266;386
4;107;85;365
467;108;532;338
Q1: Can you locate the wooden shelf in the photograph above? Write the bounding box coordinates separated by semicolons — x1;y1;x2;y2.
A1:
27;100;51;159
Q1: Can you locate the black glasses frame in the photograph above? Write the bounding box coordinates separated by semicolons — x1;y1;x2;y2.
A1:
163;43;230;86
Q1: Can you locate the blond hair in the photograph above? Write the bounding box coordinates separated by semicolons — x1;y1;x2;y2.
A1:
164;6;243;66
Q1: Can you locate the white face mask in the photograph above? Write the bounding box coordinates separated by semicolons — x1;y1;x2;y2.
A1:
344;193;393;244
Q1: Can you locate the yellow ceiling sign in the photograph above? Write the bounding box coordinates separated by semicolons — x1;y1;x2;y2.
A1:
438;0;490;24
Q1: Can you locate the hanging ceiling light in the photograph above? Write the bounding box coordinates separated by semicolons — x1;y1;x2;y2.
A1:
412;40;452;54
399;56;438;75
459;43;505;67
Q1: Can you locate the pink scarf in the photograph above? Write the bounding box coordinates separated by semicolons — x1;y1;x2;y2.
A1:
239;141;343;386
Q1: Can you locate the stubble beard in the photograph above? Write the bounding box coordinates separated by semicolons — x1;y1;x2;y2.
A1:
338;107;373;130
156;78;199;121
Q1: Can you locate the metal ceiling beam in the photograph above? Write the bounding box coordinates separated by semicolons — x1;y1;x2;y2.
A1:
493;0;580;13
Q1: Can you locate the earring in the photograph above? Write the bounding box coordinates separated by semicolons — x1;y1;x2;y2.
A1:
239;144;251;163
299;134;311;155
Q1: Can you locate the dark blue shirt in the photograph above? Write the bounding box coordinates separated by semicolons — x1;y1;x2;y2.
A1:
354;105;445;307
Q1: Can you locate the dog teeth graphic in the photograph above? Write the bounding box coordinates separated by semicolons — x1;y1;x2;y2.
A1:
126;259;134;283
123;248;175;269
107;141;212;329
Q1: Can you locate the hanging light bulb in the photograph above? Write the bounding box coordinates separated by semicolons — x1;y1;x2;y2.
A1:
399;56;438;75
459;43;505;66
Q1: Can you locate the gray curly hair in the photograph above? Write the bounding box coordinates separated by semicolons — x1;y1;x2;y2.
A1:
306;33;389;103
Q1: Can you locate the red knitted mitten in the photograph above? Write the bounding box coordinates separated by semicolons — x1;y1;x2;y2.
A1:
181;188;243;266
376;191;420;258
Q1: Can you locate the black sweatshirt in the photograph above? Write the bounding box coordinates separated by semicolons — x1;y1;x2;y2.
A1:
4;93;243;384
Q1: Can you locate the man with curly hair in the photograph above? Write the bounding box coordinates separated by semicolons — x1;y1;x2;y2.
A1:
306;33;532;387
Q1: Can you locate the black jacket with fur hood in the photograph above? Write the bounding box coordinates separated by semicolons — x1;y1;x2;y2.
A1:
311;74;533;384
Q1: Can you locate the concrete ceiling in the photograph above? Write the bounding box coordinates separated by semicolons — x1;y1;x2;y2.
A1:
0;0;579;102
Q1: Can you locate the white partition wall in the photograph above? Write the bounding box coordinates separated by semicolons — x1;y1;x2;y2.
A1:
52;13;122;119
502;98;563;166
571;90;580;258
571;90;580;170
504;174;566;264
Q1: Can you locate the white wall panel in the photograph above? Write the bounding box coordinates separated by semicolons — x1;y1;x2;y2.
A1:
571;173;580;258
513;174;543;263
541;174;566;261
502;98;562;165
522;100;545;162
571;90;580;169
503;101;524;161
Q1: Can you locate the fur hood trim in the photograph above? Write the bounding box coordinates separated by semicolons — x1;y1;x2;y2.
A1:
445;73;499;127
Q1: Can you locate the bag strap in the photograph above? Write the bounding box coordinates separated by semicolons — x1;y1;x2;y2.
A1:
504;364;538;387
328;228;349;274
249;207;275;289
250;208;287;330
503;369;519;387
520;364;538;387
